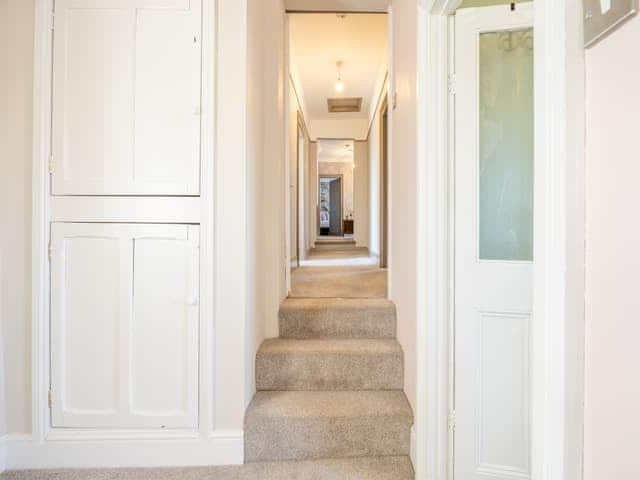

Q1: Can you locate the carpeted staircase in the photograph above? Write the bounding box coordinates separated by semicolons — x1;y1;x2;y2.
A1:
244;298;414;478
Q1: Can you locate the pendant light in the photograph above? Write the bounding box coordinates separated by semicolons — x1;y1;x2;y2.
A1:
335;61;345;93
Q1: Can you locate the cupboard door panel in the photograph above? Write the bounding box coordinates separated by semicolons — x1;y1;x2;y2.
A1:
130;233;198;422
134;7;201;193
51;0;201;196
51;223;199;429
51;233;122;427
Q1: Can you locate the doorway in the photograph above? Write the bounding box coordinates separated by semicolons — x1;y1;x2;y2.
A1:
319;175;343;236
285;11;389;296
453;4;534;480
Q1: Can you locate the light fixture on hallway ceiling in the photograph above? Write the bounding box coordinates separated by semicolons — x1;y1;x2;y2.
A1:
335;61;345;93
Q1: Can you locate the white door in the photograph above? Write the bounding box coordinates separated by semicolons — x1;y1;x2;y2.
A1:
50;223;199;429
51;0;202;196
454;4;534;480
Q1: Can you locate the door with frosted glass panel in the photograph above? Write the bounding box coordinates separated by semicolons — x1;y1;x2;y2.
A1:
454;4;533;480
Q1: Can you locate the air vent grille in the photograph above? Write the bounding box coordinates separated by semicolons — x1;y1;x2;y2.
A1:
327;97;363;113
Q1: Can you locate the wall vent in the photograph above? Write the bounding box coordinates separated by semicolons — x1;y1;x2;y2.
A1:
327;97;363;113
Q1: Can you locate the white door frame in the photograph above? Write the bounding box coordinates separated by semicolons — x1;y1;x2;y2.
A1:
415;1;586;479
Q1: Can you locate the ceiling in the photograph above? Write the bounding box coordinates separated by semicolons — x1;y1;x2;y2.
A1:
317;139;354;163
285;0;389;12
289;13;388;134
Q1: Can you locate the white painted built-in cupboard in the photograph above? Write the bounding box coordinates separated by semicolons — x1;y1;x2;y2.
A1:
48;0;203;430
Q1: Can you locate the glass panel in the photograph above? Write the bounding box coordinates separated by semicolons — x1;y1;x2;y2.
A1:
479;28;534;261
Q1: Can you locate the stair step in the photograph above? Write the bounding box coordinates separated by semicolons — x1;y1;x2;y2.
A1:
244;391;413;462
279;298;396;339
243;456;414;478
314;238;356;245
256;338;403;391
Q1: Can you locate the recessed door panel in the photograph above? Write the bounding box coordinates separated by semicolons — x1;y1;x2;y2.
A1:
51;223;199;429
133;6;201;192
130;235;198;419
454;4;534;480
51;0;201;195
55;235;121;420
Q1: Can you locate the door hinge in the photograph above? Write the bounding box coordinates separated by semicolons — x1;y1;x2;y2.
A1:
448;410;456;431
48;390;54;408
48;240;52;262
49;12;55;31
448;74;457;96
48;155;55;174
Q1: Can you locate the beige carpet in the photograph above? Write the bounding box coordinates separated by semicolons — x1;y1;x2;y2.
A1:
1;246;411;480
0;457;414;480
291;265;387;298
243;261;413;472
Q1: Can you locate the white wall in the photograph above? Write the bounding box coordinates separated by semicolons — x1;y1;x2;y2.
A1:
389;0;418;414
368;77;388;257
288;78;311;263
584;15;640;480
0;250;7;471
246;0;267;405
262;0;288;339
309;118;369;141
0;0;34;436
354;141;370;248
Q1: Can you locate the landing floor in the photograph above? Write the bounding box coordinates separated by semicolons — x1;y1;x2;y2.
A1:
0;457;414;480
292;244;387;298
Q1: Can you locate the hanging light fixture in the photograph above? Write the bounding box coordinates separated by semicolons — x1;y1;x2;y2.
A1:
335;61;345;93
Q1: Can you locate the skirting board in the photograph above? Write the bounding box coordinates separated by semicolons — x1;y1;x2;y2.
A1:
3;431;243;470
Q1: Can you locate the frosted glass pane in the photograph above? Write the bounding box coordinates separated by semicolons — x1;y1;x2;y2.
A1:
479;29;534;261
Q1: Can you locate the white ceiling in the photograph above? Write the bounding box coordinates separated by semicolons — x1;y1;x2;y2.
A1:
317;139;354;163
289;13;388;135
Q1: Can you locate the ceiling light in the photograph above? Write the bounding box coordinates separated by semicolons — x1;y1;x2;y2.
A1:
335;61;345;93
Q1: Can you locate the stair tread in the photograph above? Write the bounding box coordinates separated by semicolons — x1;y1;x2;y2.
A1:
279;298;397;339
246;390;412;419
259;338;402;355
242;456;415;478
280;297;395;310
245;391;413;461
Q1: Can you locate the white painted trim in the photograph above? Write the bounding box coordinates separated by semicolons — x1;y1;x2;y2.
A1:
199;0;216;435
531;1;586;480
415;1;586;480
415;1;460;479
31;0;231;454
3;432;243;470
31;0;55;444
50;197;201;224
